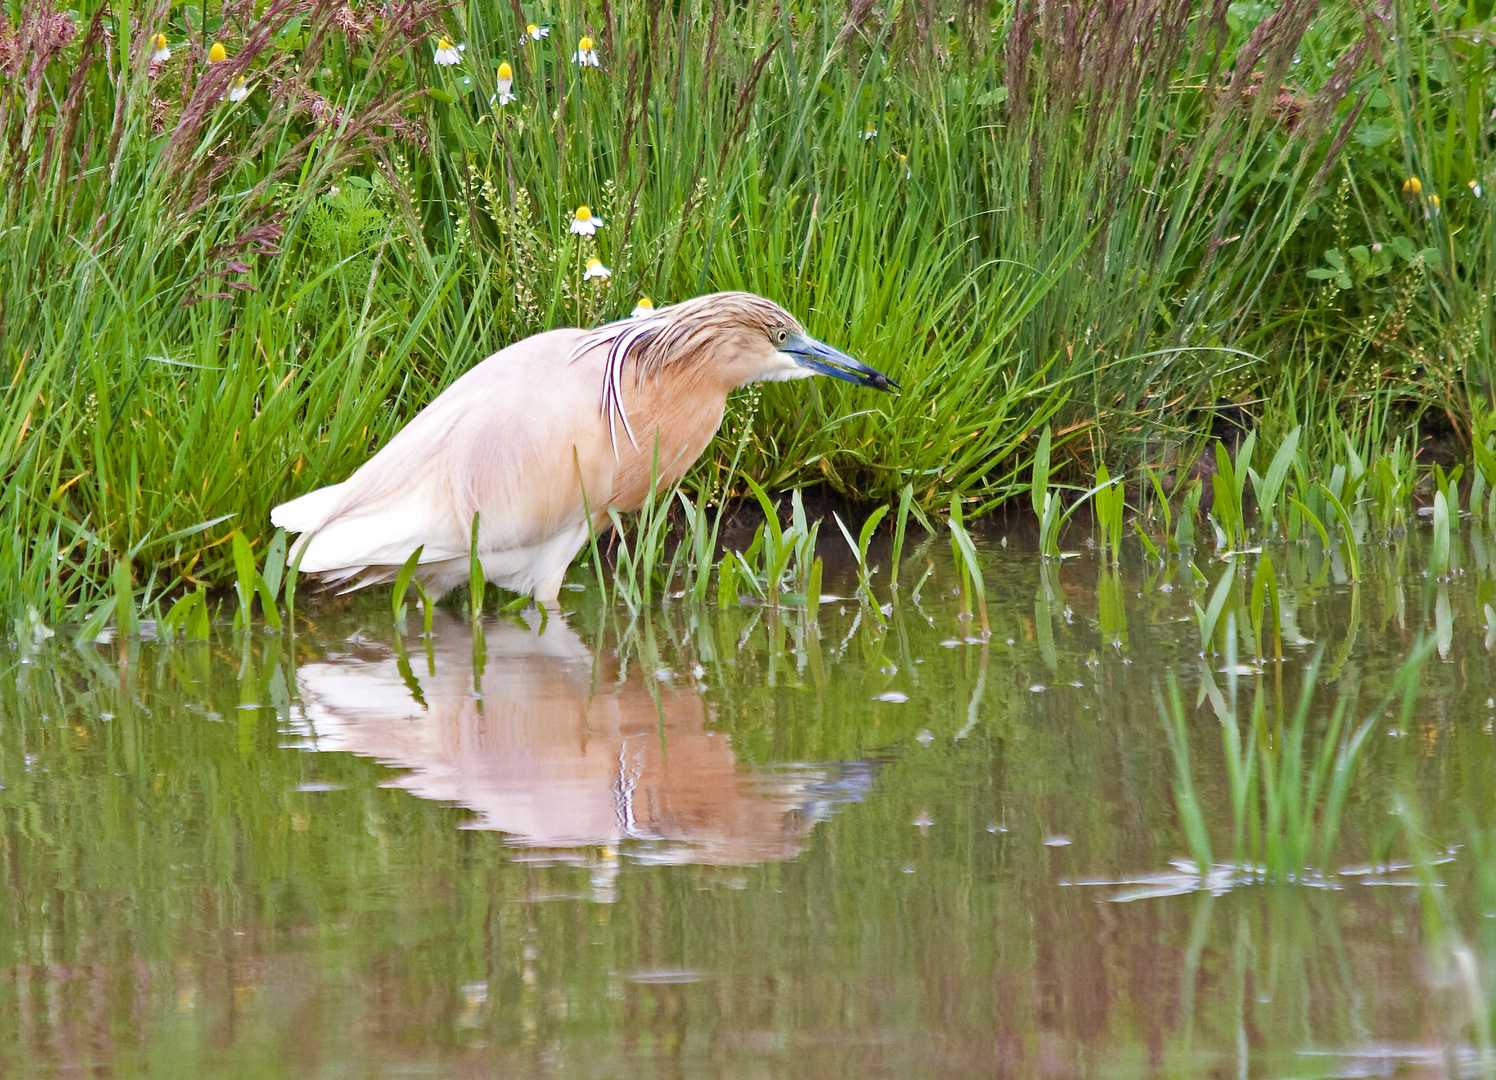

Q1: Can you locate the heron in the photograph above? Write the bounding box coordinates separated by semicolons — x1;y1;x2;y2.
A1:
271;291;898;606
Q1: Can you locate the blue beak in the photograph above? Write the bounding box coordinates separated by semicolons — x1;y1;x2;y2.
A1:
781;331;900;393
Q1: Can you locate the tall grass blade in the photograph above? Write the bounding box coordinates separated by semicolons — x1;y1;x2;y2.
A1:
469;513;486;624
1430;490;1451;579
948;497;989;638
1161;675;1213;876
392;546;425;623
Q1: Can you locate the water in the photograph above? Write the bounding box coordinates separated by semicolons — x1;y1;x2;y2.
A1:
3;529;1496;1077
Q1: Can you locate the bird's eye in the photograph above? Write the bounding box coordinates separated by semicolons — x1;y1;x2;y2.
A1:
772;327;789;345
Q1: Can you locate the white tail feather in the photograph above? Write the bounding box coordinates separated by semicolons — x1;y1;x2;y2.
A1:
270;484;346;533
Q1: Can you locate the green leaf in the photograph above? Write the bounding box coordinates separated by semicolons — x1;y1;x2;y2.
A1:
261;528;287;602
231;530;257;625
717;553;738;607
857;504;890;565
1430;490;1450;579
392;546;425;619
469;513;485;620
112;558;137;639
1253;425;1301;525
1195;566;1237;653
253;573;283;632
1030;426;1052;520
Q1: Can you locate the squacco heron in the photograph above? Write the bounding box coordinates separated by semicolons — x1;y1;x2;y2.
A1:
271;291;898;605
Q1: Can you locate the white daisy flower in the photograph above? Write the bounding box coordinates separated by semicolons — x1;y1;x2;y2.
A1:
573;36;599;66
1470;179;1484;199
583;257;610;280
492;61;515;104
569;205;603;235
631;297;654;318
861;121;878;140
434;36;463;66
151;34;170;63
227;75;250;102
527;24;549;41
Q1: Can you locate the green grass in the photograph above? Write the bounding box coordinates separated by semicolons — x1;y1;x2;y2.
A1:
2;0;1494;621
1163;624;1434;886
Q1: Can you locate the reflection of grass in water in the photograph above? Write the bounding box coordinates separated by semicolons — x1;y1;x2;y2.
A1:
1163;620;1433;886
1398;798;1496;1078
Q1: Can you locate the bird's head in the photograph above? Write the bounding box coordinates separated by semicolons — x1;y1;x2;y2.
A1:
577;292;900;455
630;292;900;394
763;322;900;392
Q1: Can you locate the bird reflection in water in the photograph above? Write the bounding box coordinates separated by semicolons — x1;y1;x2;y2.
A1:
291;611;873;880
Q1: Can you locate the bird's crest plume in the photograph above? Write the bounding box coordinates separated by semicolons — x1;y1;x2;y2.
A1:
567;293;800;459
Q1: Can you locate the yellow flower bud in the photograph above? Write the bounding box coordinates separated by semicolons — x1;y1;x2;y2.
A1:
208;41;227;63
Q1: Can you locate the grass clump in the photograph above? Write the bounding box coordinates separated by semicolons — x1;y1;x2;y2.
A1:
1163;623;1434;887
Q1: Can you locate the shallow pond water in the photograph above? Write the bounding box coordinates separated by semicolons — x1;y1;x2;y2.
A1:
4;527;1496;1078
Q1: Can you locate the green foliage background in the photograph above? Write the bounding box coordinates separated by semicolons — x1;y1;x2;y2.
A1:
1;0;1493;619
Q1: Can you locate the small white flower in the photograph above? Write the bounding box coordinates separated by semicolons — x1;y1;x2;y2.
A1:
583;257;611;280
527;24;549;41
631;297;654;318
573;36;599;66
492;61;515;104
151;33;170;63
1471;179;1484;199
433;36;463;66
569;205;602;235
861;121;878;140
227;75;250;102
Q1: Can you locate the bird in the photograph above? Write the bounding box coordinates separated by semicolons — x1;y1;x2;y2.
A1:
270;291;899;607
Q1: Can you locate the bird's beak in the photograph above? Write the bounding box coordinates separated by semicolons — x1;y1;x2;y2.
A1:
781;332;900;393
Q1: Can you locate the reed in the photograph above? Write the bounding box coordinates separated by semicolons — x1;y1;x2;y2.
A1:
947;496;989;638
728;482;823;610
1164;625;1433;884
1248;553;1283;663
1093;463;1126;566
467;514;485;626
832;504;889;611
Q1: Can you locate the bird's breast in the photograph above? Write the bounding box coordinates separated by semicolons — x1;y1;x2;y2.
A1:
607;385;728;511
